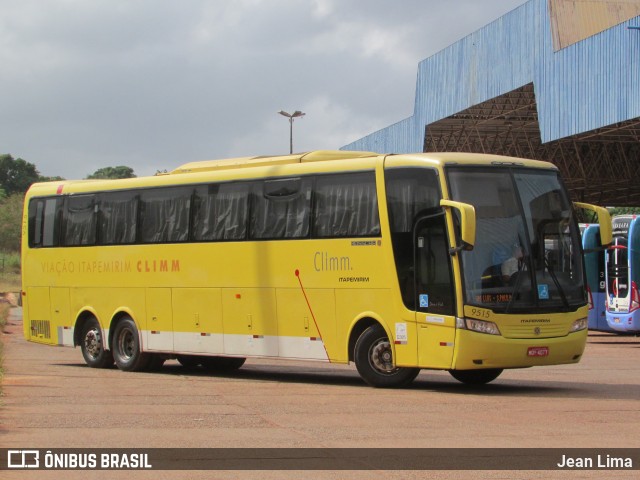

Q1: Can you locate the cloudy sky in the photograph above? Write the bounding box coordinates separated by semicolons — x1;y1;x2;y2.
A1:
1;0;528;180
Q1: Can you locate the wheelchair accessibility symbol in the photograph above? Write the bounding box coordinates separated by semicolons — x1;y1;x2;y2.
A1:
538;284;549;300
419;294;429;308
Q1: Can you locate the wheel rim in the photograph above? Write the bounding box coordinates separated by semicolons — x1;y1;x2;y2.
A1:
368;338;398;375
117;328;135;361
84;328;102;359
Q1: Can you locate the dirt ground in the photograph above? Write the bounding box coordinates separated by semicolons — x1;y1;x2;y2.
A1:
1;307;639;480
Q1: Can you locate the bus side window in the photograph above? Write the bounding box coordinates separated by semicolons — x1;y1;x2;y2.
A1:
99;191;139;245
63;195;97;246
28;197;63;248
28;199;45;248
250;178;312;239
139;187;192;243
43;198;62;247
313;172;380;238
192;182;250;241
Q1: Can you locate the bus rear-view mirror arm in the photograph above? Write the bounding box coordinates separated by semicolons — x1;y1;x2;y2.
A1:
574;202;613;247
440;199;476;252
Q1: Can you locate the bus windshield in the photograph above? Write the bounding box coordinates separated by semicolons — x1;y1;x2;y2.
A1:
447;167;585;313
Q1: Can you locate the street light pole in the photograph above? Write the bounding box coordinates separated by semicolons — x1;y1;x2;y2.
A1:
278;110;305;154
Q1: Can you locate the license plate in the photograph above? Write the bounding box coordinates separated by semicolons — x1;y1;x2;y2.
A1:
527;346;549;357
613;318;621;324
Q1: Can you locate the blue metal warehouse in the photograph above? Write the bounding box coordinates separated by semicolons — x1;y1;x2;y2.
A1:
342;0;640;205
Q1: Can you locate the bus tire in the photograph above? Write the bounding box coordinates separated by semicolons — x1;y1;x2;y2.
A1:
79;317;113;369
354;324;420;388
200;356;246;371
112;317;151;372
449;368;503;385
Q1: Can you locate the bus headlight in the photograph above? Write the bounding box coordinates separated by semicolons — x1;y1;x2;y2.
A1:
570;317;588;332
458;318;501;336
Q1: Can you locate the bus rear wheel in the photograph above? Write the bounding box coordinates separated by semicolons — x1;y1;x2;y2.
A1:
80;317;113;368
112;317;150;372
354;324;420;388
449;368;503;385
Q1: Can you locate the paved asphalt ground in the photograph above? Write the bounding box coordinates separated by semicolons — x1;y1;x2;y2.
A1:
1;307;639;479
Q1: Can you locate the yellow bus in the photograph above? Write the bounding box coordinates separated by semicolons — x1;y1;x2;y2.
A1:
21;150;612;387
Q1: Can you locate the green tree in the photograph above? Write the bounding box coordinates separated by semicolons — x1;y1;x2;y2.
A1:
86;166;136;179
0;194;24;252
39;175;65;182
0;154;41;195
608;207;640;216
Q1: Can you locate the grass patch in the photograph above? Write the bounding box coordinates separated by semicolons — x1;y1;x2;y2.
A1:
0;251;20;273
0;273;21;293
0;251;21;293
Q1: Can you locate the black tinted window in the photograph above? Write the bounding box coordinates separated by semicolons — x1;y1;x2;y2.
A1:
192;182;249;241
385;168;441;233
99;191;138;245
28;197;62;247
250;178;312;239
313;172;380;237
139;187;191;243
63;195;97;246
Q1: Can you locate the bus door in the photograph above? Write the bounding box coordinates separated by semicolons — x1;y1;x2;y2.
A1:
414;212;457;369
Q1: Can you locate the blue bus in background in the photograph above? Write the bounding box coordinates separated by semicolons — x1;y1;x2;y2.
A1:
580;224;609;331
605;215;640;333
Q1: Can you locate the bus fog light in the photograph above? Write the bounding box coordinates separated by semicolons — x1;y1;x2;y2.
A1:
465;318;501;335
570;318;588;332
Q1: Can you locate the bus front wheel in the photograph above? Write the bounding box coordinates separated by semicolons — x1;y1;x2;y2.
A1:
449;368;503;385
354;324;420;388
80;317;113;369
112;317;150;372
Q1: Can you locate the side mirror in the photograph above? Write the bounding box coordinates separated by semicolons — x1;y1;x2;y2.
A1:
574;202;612;246
440;199;476;251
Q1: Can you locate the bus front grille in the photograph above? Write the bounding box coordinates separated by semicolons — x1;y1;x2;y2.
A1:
501;325;568;339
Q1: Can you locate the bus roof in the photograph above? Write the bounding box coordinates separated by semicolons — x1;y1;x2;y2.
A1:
26;151;559;197
170;150;379;174
171;151;558;174
388;152;558;170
